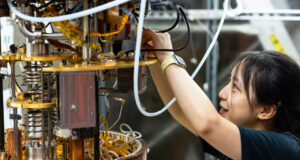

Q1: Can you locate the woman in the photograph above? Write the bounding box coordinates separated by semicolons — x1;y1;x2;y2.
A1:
142;29;300;159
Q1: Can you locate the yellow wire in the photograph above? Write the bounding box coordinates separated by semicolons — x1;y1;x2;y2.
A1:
45;6;130;51
45;7;101;50
88;14;130;37
99;115;109;135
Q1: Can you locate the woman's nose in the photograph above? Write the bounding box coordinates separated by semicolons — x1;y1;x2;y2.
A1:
218;84;229;100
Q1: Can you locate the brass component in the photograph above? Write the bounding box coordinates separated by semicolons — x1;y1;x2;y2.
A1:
70;139;84;160
17;93;30;101
42;58;158;72
0;152;8;160
0;53;21;61
98;6;122;24
1;52;73;62
7;99;56;109
21;53;73;61
69;53;83;64
89;14;130;37
7;128;22;160
97;52;115;60
85;131;146;160
46;5;130;51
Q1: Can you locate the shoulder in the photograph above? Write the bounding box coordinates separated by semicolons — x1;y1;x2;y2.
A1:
238;126;300;159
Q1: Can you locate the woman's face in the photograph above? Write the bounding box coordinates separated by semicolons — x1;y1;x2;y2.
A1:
218;65;259;128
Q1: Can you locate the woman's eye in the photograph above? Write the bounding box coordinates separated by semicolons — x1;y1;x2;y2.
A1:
232;83;239;90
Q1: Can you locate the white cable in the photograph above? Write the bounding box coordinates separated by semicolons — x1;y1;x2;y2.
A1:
133;0;229;117
191;1;228;79
109;102;124;130
7;0;130;22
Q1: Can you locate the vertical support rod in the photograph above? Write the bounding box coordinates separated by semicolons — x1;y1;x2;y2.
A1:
83;0;89;65
0;75;4;151
40;70;47;159
42;110;46;159
47;72;51;101
56;73;60;123
63;139;68;159
41;71;44;102
205;0;219;106
94;75;99;160
92;0;99;58
47;72;52;159
47;109;52;159
10;61;19;160
42;111;46;159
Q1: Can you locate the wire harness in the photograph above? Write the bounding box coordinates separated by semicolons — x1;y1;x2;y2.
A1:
132;0;230;117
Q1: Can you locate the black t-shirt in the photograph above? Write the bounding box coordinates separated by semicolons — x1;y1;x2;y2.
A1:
201;126;300;160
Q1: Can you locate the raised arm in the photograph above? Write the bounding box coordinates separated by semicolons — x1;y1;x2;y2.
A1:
143;29;242;159
149;62;197;135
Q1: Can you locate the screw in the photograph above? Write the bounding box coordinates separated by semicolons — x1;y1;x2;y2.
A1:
71;104;77;112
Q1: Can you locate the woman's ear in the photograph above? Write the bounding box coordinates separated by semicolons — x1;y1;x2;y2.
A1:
257;105;277;120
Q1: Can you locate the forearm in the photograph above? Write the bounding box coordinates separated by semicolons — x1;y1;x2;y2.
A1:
164;64;221;135
149;63;196;134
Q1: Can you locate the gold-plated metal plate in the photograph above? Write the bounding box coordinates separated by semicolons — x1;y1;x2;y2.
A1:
0;53;21;61
21;53;73;61
7;99;56;109
42;58;158;72
0;53;73;61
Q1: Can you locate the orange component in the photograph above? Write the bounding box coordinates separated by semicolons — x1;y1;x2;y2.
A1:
88;14;130;37
70;139;84;160
47;6;130;37
7;128;22;160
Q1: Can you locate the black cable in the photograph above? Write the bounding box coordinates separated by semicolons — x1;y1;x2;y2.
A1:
126;5;190;54
38;0;56;9
133;11;148;31
157;7;180;33
133;4;180;33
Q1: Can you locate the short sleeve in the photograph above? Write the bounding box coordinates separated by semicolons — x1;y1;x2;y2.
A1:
201;138;230;160
238;126;300;160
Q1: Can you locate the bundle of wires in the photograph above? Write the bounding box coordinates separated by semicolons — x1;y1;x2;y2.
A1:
126;4;190;54
132;0;229;117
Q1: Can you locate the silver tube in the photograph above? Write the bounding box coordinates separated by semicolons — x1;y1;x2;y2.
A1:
42;33;67;40
18;20;66;39
18;21;41;38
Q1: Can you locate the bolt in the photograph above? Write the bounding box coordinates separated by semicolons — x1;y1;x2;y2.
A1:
71;104;77;111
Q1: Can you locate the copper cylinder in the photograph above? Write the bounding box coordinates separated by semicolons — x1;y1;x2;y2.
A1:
7;128;22;160
121;140;147;160
70;139;84;160
98;6;123;24
100;131;147;160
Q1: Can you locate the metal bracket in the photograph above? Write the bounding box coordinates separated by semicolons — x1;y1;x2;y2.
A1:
9;114;21;120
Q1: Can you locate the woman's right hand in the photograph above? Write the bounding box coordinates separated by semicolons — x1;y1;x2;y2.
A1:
142;29;174;63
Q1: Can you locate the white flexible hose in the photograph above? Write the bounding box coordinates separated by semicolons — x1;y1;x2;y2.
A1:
133;0;229;117
7;0;130;22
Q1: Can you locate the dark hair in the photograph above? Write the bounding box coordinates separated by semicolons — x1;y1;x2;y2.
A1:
233;51;300;136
